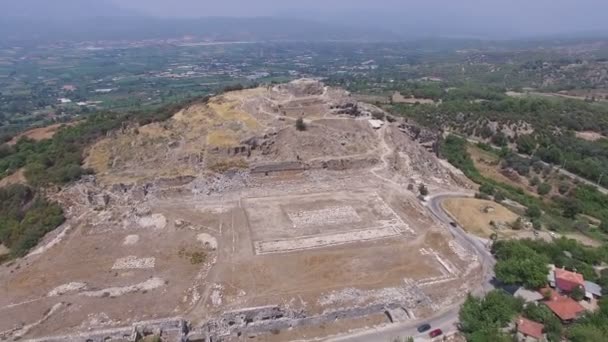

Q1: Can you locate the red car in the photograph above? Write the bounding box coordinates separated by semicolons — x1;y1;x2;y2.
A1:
429;328;443;338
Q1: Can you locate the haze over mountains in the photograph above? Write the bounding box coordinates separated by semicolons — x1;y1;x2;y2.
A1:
0;0;398;44
2;0;608;44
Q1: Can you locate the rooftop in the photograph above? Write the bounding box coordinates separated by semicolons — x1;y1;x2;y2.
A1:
517;316;544;340
544;295;585;321
584;280;603;297
555;268;585;292
514;288;544;302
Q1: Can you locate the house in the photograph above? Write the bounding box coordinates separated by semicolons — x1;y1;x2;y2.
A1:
547;265;603;300
554;268;585;293
516;316;545;342
584;281;603;300
514;287;544;303
543;294;585;322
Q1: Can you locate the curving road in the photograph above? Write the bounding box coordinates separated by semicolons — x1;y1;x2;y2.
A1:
329;193;496;342
427;193;496;294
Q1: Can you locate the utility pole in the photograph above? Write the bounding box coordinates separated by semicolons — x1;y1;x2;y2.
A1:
598;172;605;187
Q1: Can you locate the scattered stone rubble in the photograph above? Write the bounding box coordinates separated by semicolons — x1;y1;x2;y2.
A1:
47;282;88;297
20;79;476;342
111;256;156;270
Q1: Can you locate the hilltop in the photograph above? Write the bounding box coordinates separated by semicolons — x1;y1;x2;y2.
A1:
0;80;480;341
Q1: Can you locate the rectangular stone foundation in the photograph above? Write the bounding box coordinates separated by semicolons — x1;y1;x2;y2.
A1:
253;226;402;254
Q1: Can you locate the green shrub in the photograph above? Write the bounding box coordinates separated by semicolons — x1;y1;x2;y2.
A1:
526;205;542;219
479;183;495;196
537;183;552;196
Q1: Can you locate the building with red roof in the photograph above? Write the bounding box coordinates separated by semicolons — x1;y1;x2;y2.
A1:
554;268;584;293
516;316;545;341
544;295;585;322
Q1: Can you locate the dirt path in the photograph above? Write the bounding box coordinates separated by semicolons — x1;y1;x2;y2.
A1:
370;125;401;188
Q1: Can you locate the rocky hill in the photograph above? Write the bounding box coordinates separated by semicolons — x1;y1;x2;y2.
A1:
85;79;468;191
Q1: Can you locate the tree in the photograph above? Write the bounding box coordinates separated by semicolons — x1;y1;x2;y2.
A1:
418;184;429;197
600;221;608;234
295;117;307;131
526;205;542;219
517;134;536;155
479;183;495;196
537;183;552;196
562;199;582;219
558;181;570;195
459;291;523;339
493;241;550;288
494;191;506;203
491;132;508;147
568;324;606;342
570;286;585;301
530;176;541;187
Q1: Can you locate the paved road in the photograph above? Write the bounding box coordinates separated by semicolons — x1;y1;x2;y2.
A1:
427;193;496;294
329;193;496;342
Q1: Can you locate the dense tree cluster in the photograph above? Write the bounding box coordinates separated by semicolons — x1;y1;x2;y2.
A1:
459;290;523;341
0;184;64;257
493;241;550;288
493;239;608;284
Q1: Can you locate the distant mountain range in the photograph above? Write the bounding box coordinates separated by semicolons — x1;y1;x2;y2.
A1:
0;0;400;44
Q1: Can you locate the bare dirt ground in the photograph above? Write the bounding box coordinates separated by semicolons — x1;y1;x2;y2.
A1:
575;131;606;141
0;168;26;188
442;198;520;238
0;80;479;341
0;244;8;257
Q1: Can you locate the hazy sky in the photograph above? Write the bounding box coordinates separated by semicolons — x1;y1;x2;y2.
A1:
2;0;608;39
111;0;608;36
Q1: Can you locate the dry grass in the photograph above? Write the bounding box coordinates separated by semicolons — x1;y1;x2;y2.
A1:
207;158;248;173
137;122;171;138
576;131;605;141
178;246;207;265
442;198;520;238
0;243;9;257
468;146;539;197
208;96;259;129
84;139;118;174
206;130;240;147
8;122;78;145
563;233;602;247
0;168;26;188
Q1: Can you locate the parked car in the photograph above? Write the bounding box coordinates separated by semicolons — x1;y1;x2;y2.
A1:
449;221;457;227
417;323;431;333
429;328;443;338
